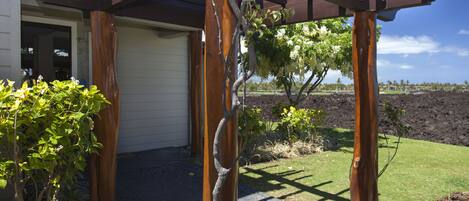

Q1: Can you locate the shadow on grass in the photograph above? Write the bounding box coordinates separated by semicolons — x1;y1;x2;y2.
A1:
320;128;399;152
240;128;401;200
240;165;350;201
320;128;354;151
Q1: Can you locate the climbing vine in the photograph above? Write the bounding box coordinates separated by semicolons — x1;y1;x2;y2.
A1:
209;0;290;200
378;102;410;177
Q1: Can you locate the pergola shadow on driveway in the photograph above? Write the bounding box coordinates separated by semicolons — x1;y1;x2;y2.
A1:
116;147;280;201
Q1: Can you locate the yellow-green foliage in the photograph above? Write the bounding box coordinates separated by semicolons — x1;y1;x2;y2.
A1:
278;106;324;142
0;79;108;200
271;102;291;119
239;106;266;149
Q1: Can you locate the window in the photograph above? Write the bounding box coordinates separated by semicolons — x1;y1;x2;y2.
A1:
21;21;72;81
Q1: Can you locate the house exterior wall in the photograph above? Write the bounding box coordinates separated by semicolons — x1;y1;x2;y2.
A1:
0;0;21;83
0;1;19;199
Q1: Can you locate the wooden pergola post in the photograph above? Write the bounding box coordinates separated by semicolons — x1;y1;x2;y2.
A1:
89;10;120;201
203;0;238;200
190;31;203;156
350;11;379;201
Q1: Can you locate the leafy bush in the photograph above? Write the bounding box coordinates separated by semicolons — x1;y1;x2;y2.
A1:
277;106;324;143
271;102;291;119
0;79;108;200
238;106;266;152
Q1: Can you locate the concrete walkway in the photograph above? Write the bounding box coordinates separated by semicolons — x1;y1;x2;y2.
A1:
116;147;280;201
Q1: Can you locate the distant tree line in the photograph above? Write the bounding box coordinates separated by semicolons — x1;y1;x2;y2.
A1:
243;79;469;95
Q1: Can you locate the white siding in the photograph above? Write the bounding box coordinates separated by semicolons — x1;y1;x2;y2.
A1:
0;1;20;198
0;2;17;201
117;26;189;153
0;0;21;83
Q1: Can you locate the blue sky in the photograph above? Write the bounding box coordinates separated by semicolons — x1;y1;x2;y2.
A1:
324;0;469;84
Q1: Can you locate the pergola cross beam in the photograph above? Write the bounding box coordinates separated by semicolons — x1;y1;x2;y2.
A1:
324;0;370;11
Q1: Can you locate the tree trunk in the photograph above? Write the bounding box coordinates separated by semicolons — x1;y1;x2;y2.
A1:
89;11;120;201
350;11;379;201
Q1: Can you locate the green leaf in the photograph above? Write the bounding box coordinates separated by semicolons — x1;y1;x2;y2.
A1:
0;179;7;189
71;112;85;120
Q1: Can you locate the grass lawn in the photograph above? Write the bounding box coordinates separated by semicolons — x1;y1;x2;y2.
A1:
240;128;469;201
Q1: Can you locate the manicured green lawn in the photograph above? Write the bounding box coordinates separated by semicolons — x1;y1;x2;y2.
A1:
240;128;469;201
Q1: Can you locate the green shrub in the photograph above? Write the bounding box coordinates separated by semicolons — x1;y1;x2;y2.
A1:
0;79;108;200
271;102;291;119
238;106;266;151
277;106;324;143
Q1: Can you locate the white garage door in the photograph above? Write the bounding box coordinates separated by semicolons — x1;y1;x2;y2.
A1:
116;26;189;153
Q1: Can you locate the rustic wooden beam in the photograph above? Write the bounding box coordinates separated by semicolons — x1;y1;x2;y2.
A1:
324;0;369;10
266;0;287;6
89;11;120;201
40;0;110;10
113;0;205;28
263;0;432;24
203;0;238;200
377;9;399;21
110;0;137;10
190;31;203;157
350;11;379;201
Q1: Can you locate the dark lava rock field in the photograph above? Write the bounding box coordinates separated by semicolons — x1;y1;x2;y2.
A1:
246;91;469;146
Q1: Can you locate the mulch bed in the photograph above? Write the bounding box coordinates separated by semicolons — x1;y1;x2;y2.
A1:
438;192;469;201
246;91;469;146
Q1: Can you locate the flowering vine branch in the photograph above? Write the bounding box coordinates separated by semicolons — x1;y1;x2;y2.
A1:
209;0;289;200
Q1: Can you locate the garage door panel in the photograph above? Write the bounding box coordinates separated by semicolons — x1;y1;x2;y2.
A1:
117;26;189;153
118;49;187;57
120;127;188;140
119;78;189;87
117;52;187;62
120;116;188;129
118;71;188;79
120;100;187;110
118;139;188;154
121;109;187;123
120;86;188;95
118;60;188;69
120;94;187;104
120;133;187;145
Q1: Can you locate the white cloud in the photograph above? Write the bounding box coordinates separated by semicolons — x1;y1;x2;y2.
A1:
399;64;414;69
378;35;469;57
378;35;439;55
441;47;469;57
323;70;352;84
458;29;469;35
377;59;414;70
